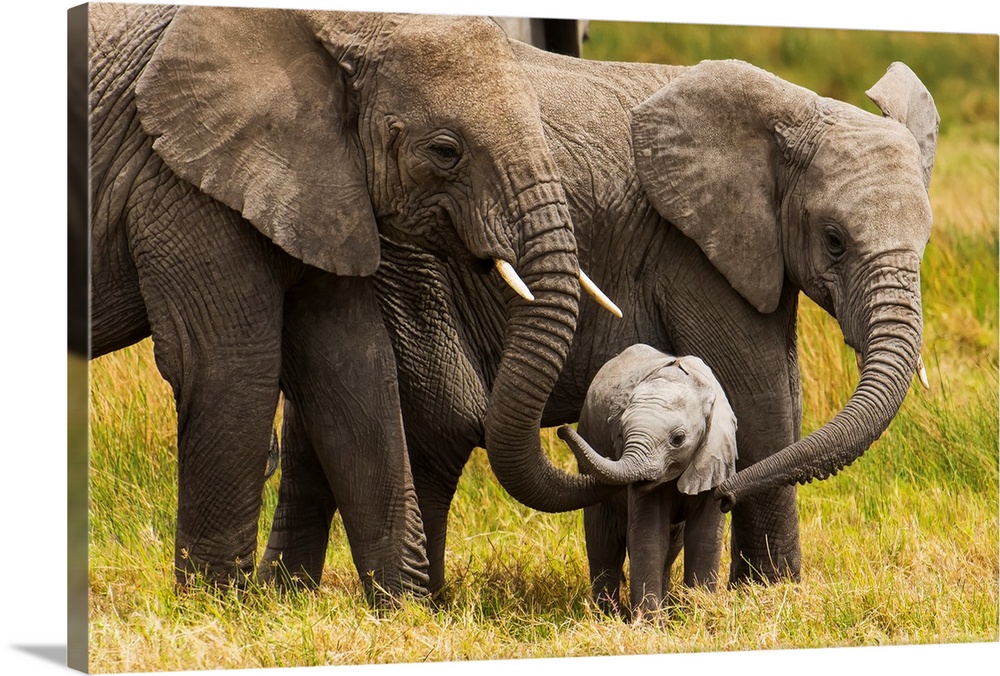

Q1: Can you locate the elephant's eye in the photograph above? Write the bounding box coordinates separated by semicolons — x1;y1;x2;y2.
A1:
669;430;687;448
427;134;462;169
431;144;458;159
823;226;846;259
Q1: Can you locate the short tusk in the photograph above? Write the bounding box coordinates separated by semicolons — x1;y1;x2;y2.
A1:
855;351;863;372
578;269;622;319
494;259;534;301
917;355;930;390
857;349;929;390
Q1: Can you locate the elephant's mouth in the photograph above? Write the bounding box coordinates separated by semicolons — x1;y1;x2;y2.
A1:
471;257;495;275
632;475;674;495
471;254;621;315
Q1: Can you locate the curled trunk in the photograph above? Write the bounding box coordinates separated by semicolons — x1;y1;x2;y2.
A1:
558;425;658;485
715;279;924;512
484;198;617;513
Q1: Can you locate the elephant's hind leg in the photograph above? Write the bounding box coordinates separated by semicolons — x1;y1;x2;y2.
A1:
278;274;430;605
259;397;337;589
408;439;476;596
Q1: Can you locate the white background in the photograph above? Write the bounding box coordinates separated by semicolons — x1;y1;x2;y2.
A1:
1;1;997;674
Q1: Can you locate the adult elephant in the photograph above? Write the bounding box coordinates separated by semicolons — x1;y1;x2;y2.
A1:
270;45;937;590
85;4;615;601
538;52;935;586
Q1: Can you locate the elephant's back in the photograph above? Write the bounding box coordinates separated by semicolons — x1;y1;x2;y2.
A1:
513;41;679;135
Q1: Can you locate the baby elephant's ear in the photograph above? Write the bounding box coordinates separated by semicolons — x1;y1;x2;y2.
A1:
677;357;738;496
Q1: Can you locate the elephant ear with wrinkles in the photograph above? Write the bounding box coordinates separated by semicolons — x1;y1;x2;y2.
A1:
866;61;940;189
630;59;820;315
134;6;379;277
675;356;738;496
630;59;939;317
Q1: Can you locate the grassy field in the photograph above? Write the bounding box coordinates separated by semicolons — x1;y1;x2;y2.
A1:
85;20;998;673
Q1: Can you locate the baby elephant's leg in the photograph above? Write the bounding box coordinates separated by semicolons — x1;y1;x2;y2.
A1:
626;486;674;619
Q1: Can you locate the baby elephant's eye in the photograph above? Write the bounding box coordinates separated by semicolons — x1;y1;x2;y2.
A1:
669;430;687;447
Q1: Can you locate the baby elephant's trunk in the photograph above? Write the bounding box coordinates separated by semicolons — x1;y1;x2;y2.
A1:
557;425;657;485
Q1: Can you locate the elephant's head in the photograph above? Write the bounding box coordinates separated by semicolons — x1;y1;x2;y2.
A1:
631;60;938;509
133;7;616;512
559;345;738;495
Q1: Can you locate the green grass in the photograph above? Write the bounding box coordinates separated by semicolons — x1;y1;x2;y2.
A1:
583;22;999;141
85;19;998;673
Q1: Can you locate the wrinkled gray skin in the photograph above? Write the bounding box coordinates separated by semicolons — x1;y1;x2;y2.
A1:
557;345;738;618
275;45;937;591
85;4;587;603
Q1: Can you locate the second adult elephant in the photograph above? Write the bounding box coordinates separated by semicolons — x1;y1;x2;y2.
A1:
86;5;615;601
272;48;938;591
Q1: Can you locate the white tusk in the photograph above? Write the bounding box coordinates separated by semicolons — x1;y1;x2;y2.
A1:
579;269;623;319
494;259;534;301
917;356;930;390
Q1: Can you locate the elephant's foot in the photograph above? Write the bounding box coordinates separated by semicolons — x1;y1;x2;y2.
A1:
359;570;431;611
729;555;802;585
728;486;802;585
256;550;323;591
258;446;337;591
173;544;258;591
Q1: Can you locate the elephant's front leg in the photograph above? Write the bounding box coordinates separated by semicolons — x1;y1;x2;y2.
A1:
667;266;802;585
134;199;286;587
626;486;673;619
728;435;802;583
276;274;430;604
719;334;802;584
705;355;802;584
166;347;280;586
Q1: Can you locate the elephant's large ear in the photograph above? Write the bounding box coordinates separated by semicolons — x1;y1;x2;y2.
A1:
135;6;378;276
631;60;818;314
865;62;940;190
676;356;738;496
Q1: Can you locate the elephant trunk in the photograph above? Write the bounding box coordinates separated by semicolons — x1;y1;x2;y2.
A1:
715;261;924;512
558;425;658;485
484;197;616;513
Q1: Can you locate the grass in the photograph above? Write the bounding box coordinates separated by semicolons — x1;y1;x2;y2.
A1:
583;22;999;141
85;19;998;673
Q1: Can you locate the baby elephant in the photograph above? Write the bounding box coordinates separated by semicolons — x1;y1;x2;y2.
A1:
558;344;737;618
